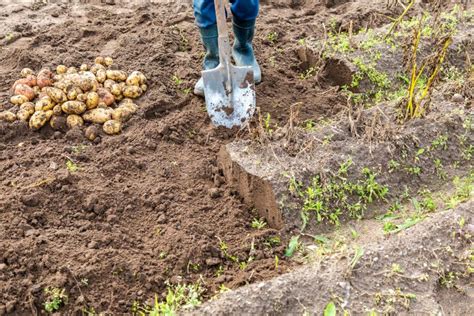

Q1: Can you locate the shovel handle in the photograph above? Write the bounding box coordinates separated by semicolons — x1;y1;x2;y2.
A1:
214;0;231;65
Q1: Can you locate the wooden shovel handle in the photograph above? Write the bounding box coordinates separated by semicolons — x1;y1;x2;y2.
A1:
214;0;231;65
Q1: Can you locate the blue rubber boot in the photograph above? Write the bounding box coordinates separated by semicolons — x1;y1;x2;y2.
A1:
232;17;261;83
194;25;219;97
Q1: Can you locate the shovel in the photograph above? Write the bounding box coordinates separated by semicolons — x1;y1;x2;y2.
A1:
202;0;256;128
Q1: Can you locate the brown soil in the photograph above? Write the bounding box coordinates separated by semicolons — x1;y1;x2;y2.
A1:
0;0;472;315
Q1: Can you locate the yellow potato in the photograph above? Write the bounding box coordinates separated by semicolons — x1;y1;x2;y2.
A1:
45;110;54;121
97;88;115;106
115;94;123;102
67;114;84;128
97;102;108;109
111;107;133;122
86;92;100;109
85;125;99;141
29;111;48;130
120;98;134;106
110;84;122;96
20;102;35;115
33;86;41;95
62;101;87;115
82;108;112;124
16;109;30;122
122;86;143;99
104;56;113;67
53;80;67;91
103;79;116;90
10;95;29;106
103;119;122;135
53;104;62;116
90;64;106;75
14;84;36;101
46;87;67;103
126;71;146;86
80;64;89;72
95;56;106;66
35;97;54;111
106;70;127;82
21;68;34;78
50;115;67;131
122;102;138;113
67;67;78;74
0;111;17;122
77;93;87;102
66;86;83;101
96;69;107;83
56;65;67;74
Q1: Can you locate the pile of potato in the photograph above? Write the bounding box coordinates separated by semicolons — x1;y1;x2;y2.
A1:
0;56;147;140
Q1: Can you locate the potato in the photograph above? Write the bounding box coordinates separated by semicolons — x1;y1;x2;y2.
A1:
115;94;123;102
97;88;115;106
67;67;78;74
103;79;116;90
53;81;67;91
126;71;146;86
67;114;84;128
110;84;122;97
20;102;35;115
104;56;113;66
80;64;89;72
120;98;134;106
21;68;34;77
97;102;107;109
66;86;83;101
10;95;29;105
62;101;86;115
112;107;134;122
77;93;87;102
16;109;30;122
122;86;143;99
12;76;37;91
103;119;121;135
78;77;98;92
90;64;106;75
45;110;54;121
85;125;99;141
46;87;67;103
0;111;17;122
35;97;54;111
106;70;127;82
56;65;67;74
50;115;67;131
82;108;112;124
95;56;106;66
121;101;138;113
29;111;48;130
52;104;62;116
37;68;53;88
86;92;100;109
14;84;36;101
96;69;107;83
33;86;41;95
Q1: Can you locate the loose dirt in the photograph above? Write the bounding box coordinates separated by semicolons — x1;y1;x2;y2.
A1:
0;0;472;315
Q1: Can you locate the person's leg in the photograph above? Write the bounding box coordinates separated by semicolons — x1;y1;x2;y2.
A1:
230;0;261;83
193;0;219;96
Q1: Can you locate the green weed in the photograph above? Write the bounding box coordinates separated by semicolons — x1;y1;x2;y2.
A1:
66;159;78;172
43;287;68;313
251;218;267;230
284;236;300;258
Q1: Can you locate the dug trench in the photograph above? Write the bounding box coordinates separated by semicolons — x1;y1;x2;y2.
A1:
0;0;473;315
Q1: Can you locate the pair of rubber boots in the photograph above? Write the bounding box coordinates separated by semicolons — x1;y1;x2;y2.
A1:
194;18;261;97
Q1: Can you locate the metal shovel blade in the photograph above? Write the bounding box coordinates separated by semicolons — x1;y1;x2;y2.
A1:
202;64;256;128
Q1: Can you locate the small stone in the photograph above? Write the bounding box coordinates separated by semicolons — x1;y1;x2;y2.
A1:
24;229;37;237
88;241;98;249
208;188;221;199
157;214;167;224
76;295;85;304
49;161;58;170
5;301;15;313
127;146;136;154
20;193;40;207
451;93;464;103
205;257;221;266
106;214;117;223
0;263;6;271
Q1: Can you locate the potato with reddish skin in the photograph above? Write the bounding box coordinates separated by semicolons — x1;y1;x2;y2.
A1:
62;101;86;115
103;119;122;135
122;85;143;99
29;111;48;129
37;68;54;88
106;70;127;82
46;87;68;103
14;84;36;101
67;114;84;128
82;108;112;124
10;95;29;105
20;102;35;115
97;88;115;106
11;75;37;92
0;111;17;122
